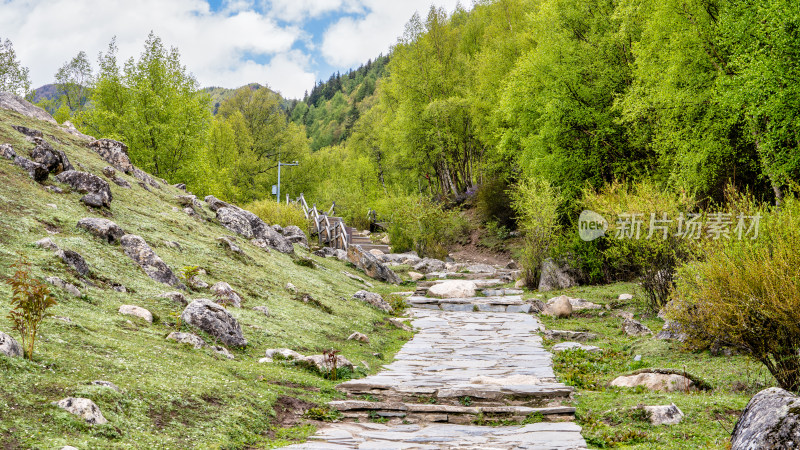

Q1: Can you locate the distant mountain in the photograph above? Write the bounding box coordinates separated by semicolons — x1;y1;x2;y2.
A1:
30;84;59;103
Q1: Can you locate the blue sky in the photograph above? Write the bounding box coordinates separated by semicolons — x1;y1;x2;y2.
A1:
0;0;465;99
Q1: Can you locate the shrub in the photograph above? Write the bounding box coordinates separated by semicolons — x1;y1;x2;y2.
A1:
385;195;469;259
667;191;800;391
475;177;516;229
510;177;562;286
5;257;57;359
245;199;308;230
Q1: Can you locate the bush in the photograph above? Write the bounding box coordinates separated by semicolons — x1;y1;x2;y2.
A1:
4;256;57;359
385;195;469;259
475;177;516;229
667;191;800;391
510;177;562;286
245;200;308;230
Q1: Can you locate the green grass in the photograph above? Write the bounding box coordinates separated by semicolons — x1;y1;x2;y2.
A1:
536;282;769;449
0;108;412;449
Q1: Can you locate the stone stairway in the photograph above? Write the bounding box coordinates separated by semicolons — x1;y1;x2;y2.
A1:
281;261;587;449
349;229;391;254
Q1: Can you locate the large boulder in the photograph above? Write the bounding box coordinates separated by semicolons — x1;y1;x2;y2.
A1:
77;218;125;243
538;258;577;292
181;299;246;347
731;387;800;449
254;226;294;254
610;372;695;392
427;280;477;299
282;225;308;246
13;156;49;182
0;331;23;358
30;139;72;174
56;249;89;276
54;398;107;424
347;245;401;284
88;139;134;174
120;234;183;287
215;206;294;254
352;290;393;313
0;143;15;159
56;170;113;208
0;92;57;123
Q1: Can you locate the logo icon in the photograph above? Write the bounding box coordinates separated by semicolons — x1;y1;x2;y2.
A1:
579;210;608;241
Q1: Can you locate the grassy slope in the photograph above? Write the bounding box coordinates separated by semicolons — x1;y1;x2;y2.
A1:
0;108;411;449
531;283;770;449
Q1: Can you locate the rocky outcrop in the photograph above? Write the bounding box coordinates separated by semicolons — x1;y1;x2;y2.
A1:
61;120;94;140
215;205;294;254
253;226;294;254
180;299;246;347
282;225;308;246
216;236;243;255
731;387;800;449
30;139;72;174
538;258;577;292
314;247;348;261
56;249;89;276
427;280;477;299
204;195;232;212
54;398;107;424
88;139;134;174
13;155;49;182
0;331;23;358
56;170;113;208
352;290;393;313
119;305;153;323
211;282;242;308
0;143;15;159
77;218;125;243
35;237;58;251
347;245;401;284
120;234;183;287
303;354;355;373
132;168;161;189
11;124;43;139
0;92;57;123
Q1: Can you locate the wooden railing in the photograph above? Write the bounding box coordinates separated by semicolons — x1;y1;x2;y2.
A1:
294;193;349;250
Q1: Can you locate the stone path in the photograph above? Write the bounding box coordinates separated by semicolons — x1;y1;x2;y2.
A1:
282;269;587;449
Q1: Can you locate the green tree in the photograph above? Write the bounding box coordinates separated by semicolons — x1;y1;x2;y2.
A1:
0;38;31;96
54;51;93;112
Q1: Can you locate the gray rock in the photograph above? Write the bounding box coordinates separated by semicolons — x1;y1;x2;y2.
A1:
119;305;153;323
77;218;125;243
538;258;577;292
216;236;243;255
87;140;134;174
61;120;94;141
543;295;573;318
11;124;43;139
428;280;477;299
655;321;688;342
56;249;89;276
253;225;294;254
0;143;16;159
252;306;270;316
303;354;355;373
35;237;58;251
102;166;116;178
212;346;235;359
30;139;72;174
204;195;232;212
56;170;112;208
132;167;161;189
0;331;23;358
282;225;308;246
0;92;57;123
46;277;81;297
619;293;634;301
157;291;188;306
552;342;601;353
610;372;695;392
641;404;684;426
166;332;206;349
413;258;446;274
622;318;652;337
347;245;401;284
80;193;107;208
389;318;412;332
265;348;304;360
544;330;598;342
731;387;800;449
90;381;121;392
120;234;183;287
408;271;425;282
565;297;602;310
175;194;199;208
211;281;242;308
13;155;48;181
466;263;495;274
181;299;247;347
285;282;297;294
271;224;284;234
54;398;107;424
216;206;294;254
353;290;393;313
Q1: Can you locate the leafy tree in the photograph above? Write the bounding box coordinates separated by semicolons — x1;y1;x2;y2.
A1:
0;38;31;96
54;51;94;112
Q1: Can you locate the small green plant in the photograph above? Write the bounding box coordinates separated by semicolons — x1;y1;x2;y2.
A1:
178;266;201;285
303;406;342;422
293;257;315;268
387;295;408;316
367;411;389;423
5;256;57;360
459;396;472;407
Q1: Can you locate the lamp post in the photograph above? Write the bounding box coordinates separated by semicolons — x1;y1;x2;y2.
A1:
276;160;298;203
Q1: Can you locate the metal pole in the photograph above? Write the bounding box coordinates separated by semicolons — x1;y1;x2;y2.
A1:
277;162;281;203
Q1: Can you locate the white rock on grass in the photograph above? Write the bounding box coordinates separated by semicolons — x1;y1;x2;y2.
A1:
515;279;526;289
543;295;573;318
622;318;652;336
610;372;695;392
408;271;425;282
427;280;477;299
641;404;685;425
348;332;369;343
389;318;412;332
619;293;634;300
91;381;121;392
0;332;23;358
118;305;153;323
46;277;81;297
54;398;108;424
552;342;602;353
166;332;206;349
35;237;59;251
252;306;270;316
212;346;235;360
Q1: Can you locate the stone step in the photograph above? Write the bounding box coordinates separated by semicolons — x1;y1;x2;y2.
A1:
425;271;520;281
330;400;575;425
416;279;508;289
357;243;392;253
407;295;533;313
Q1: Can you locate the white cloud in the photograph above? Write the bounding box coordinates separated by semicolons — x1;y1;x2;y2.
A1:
263;0;364;23
320;0;464;68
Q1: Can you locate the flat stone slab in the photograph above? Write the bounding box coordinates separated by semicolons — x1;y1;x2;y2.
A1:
281;422;587;449
407;296;530;313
